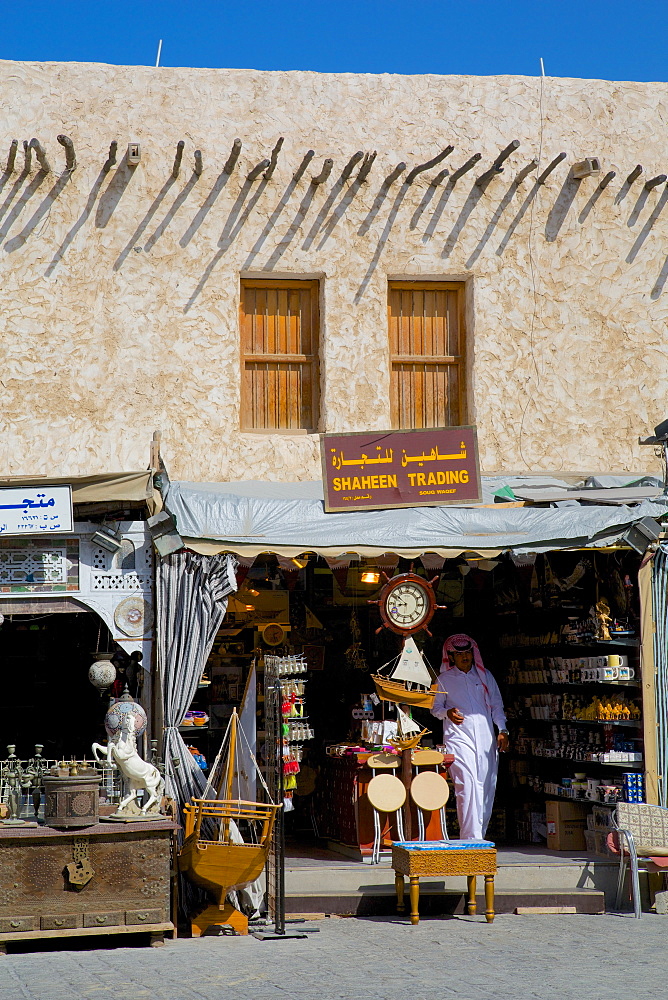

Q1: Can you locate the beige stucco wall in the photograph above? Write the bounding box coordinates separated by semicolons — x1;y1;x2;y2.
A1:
0;60;666;481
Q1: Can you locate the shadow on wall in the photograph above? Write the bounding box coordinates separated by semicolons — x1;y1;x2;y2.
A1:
4;170;72;253
95;153;137;228
46;165;109;276
651;255;668;299
544;170;581;242
0;168;50;245
627;185;668;264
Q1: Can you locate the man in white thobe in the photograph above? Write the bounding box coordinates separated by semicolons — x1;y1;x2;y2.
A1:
431;633;508;839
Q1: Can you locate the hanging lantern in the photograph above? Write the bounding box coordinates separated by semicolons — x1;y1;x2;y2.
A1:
88;653;117;691
104;688;147;739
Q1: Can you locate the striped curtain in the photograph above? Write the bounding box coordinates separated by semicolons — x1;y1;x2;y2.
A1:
652;545;668;807
157;550;238;810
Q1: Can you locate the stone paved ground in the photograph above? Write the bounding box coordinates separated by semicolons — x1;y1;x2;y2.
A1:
0;913;663;1000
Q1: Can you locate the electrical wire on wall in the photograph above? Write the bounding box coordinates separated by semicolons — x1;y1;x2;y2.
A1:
517;60;565;472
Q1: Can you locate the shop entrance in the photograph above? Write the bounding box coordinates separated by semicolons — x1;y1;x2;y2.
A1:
185;549;643;908
0;610;117;761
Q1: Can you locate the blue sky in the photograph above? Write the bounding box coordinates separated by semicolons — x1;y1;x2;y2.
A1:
2;0;666;81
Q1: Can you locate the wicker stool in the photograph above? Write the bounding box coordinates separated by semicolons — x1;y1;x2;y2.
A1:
392;840;496;925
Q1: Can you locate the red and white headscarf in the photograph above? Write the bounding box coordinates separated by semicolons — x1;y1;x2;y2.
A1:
441;633;491;709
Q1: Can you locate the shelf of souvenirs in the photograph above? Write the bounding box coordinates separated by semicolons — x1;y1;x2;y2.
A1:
508;692;641;725
507;678;640;688
505;658;638;686
512;715;641;728
511;749;644;768
499;631;639;650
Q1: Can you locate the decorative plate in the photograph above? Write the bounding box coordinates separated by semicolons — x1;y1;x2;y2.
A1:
114;596;153;637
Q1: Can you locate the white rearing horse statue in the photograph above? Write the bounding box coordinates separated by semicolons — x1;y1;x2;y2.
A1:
92;715;164;815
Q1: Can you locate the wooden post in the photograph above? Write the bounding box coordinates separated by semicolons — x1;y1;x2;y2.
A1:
401;746;413;841
638;558;659;804
223;139;242;175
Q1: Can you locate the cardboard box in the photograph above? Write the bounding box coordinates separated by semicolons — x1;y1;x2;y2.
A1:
546;800;589;851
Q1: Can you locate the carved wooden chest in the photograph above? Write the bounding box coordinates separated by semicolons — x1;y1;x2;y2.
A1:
0;819;175;950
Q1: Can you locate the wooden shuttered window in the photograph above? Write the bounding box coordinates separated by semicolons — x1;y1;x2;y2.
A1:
240;279;320;431
388;281;466;429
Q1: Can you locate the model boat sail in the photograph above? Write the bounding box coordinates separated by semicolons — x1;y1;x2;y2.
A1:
372;636;439;709
388;705;431;751
178;708;281;936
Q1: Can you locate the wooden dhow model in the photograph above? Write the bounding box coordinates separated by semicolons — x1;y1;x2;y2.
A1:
179;709;280;936
388;705;432;752
372;636;439;709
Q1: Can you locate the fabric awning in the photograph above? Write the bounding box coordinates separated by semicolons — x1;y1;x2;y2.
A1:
0;471;154;504
163;475;668;558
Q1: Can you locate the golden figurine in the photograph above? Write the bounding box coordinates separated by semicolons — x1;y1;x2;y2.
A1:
594;599;612;642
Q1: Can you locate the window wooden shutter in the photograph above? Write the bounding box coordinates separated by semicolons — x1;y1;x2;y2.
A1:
388;281;465;429
240;279;320;430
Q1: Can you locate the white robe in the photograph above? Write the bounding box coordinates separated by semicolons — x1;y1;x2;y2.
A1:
431;666;507;839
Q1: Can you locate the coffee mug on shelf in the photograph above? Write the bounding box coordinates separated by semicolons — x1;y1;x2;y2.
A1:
599;666;619;681
618;666;635;680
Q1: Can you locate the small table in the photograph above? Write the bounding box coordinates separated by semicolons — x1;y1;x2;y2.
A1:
392;840;496;924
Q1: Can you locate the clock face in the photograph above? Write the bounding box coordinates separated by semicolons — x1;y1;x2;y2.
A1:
375;572;437;636
262;623;285;646
386;581;430;630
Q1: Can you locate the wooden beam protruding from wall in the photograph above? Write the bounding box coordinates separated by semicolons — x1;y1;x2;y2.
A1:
405;146;454;184
340;151;364;182
293;149;315;181
644;174;667;191
247;158;270;182
449;152;482;183
514;157;539;184
194;150;203;176
357;151;377;182
223;139;242;175
103;141;118;173
626;164;643;185
598;170;616;190
5;139;18;174
536;152;566;184
172;140;185;178
385;162;407;185
263;137;284;180
311;158;333;185
29;138;50;172
475;139;520;187
56;134;76;172
23;140;32;172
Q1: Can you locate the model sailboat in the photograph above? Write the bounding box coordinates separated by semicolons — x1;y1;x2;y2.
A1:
372;636;439;709
388;705;431;751
179;708;281;936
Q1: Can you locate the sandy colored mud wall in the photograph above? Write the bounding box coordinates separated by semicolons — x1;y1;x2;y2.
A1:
0;60;666;481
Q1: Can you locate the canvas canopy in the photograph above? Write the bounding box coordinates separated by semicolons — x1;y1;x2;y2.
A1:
163;475;668;559
0;471;154;504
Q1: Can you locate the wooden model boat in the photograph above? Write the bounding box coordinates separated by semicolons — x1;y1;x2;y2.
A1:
372;636;439;709
387;706;431;752
179;709;280;936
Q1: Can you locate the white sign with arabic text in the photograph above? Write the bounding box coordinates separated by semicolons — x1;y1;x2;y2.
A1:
0;486;73;536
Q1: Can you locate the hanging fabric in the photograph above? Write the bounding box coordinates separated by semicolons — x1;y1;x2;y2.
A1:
650;546;668;806
157;549;238;811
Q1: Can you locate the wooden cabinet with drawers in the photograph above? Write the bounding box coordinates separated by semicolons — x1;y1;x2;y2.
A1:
0;819;175;951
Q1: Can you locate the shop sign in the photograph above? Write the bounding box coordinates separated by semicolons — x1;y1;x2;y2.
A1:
321;426;480;512
0;485;73;536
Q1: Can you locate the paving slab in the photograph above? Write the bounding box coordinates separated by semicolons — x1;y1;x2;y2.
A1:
0;913;665;1000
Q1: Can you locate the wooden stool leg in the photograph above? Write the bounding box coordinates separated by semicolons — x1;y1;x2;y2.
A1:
395;872;405;913
467;875;477;915
484;875;495;923
409;876;420;925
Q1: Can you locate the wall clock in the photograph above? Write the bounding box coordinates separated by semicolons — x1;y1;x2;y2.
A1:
262;623;286;646
369;571;443;636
